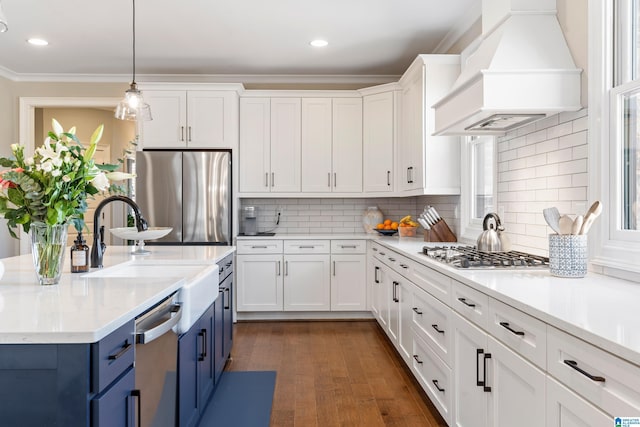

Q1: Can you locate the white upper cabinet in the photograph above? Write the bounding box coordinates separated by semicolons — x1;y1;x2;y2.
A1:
239;97;301;193
270;98;302;192
363;90;395;193
139;85;239;149
397;55;461;195
301;98;333;192
239;98;271;193
332;98;363;193
301;97;362;193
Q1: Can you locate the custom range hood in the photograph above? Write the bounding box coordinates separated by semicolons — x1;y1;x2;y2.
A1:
433;0;582;136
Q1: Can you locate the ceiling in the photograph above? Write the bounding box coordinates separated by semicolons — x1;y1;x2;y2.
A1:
0;0;479;82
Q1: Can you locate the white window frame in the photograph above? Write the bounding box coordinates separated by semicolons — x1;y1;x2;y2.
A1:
590;0;640;280
460;135;496;243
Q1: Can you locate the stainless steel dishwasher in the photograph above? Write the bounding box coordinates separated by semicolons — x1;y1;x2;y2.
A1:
135;291;182;427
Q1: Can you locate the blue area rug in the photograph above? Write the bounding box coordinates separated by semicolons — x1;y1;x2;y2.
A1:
199;371;276;427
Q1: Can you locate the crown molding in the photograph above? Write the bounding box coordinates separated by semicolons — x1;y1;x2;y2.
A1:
0;68;400;85
433;2;482;54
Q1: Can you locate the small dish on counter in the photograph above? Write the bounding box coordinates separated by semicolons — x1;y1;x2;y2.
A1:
375;229;398;236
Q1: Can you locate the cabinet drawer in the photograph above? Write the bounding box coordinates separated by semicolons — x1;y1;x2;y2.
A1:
451;281;489;330
547;326;640;417
403;258;451;304
412;333;452;425
411;284;453;366
487;298;547;370
236;239;283;254
331;240;366;254
284;240;330;254
91;320;135;393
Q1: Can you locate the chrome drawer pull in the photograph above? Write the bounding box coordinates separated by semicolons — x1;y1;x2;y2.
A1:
499;322;525;336
251;245;268;249
432;379;445;393
563;360;606;382
412;307;423;315
413;354;423;365
392;281;399;302
108;342;132;360
298;245;315;249
432;324;445;334
340;245;357;249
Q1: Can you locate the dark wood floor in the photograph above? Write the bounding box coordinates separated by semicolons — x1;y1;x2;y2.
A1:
226;320;448;427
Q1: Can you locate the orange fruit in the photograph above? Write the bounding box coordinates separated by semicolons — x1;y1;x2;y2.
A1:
391;222;399;229
383;219;392;226
376;223;385;229
384;225;392;230
399;223;406;227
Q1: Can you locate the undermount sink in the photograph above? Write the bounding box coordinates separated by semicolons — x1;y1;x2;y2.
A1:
83;260;219;334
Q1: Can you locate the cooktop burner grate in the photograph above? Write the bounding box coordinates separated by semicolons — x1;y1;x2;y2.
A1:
422;245;549;269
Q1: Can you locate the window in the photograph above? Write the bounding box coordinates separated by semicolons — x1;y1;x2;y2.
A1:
591;0;640;278
460;135;495;241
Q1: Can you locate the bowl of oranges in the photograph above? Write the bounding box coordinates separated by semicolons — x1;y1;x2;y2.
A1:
375;219;399;236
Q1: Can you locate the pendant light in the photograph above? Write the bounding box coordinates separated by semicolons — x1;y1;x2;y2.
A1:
115;0;152;121
0;1;8;33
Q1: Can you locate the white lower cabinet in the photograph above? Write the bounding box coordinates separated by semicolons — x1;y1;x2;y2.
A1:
330;254;366;311
236;254;283;311
413;332;453;425
283;254;330;311
452;312;545;427
237;239;367;314
370;258;389;328
546;376;611;427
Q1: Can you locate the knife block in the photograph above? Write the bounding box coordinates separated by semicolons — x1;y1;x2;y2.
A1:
424;219;457;242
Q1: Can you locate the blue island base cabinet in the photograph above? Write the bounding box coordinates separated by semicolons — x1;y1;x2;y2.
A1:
0;320;136;427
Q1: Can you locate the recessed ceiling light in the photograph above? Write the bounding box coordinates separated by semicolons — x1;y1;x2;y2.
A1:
310;39;328;47
27;38;48;46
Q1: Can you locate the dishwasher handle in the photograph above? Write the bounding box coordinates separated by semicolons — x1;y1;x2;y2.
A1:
135;303;182;344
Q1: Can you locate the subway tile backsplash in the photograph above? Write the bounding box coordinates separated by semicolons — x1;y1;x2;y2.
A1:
497;108;588;255
239;196;459;236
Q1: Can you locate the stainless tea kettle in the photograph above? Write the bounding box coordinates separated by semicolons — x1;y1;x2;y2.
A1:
477;213;510;252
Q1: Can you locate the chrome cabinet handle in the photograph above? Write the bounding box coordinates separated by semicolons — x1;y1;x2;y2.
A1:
271;172;275;187
392;281;399;302
340;245;357;249
500;321;525;336
333;261;336;276
265;172;269;187
298;245;315;249
108;342;133;360
251;245;268;249
387;170;391;186
408;166;414;184
563;360;606;382
277;261;281;276
285;260;288;276
188;126;192;142
180;126;185;141
328;172;331;187
334;172;337;187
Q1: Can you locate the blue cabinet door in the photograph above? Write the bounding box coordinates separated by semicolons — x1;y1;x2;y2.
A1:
198;304;215;408
91;367;135;427
178;324;199;427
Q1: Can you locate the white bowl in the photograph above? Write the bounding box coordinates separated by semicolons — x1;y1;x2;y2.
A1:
109;226;172;241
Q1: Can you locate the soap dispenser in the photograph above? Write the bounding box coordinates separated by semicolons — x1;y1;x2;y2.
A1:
71;231;89;273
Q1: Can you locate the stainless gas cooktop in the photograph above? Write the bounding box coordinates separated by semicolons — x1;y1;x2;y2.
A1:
422;245;549;269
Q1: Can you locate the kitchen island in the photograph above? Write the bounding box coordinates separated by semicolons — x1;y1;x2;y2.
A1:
0;245;235;427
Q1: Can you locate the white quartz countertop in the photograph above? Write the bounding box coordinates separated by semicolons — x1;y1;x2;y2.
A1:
0;245;235;344
372;236;640;367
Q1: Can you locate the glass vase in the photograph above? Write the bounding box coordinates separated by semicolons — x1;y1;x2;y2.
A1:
30;222;68;286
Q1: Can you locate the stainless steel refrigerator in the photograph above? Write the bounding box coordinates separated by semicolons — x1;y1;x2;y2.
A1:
135;150;231;245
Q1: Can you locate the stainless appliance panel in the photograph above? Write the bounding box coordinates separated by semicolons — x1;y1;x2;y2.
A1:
182;151;231;244
136;152;183;243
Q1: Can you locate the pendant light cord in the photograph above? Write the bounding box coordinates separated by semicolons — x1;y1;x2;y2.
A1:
132;0;136;84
